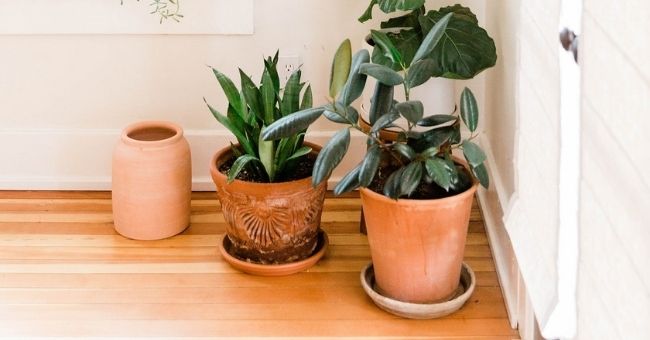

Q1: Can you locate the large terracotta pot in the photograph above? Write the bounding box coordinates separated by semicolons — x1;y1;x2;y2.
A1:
210;142;327;264
360;167;478;304
112;121;191;240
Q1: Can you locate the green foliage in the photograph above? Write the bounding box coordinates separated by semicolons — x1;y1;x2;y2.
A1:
206;52;316;183
121;0;183;23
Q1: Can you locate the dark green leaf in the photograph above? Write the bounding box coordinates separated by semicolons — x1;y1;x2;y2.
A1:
392;143;416;160
261;70;276;125
371;111;400;133
334;165;361;195
239;69;264;120
417;114;457;127
301;85;313;110
262;107;325;141
405;59;436;88
412;12;452;65
378;0;426;13
460;87;479;132
462;141;486;166
395;100;423;123
371;28;421;71
205;99;255;156
371;30;403;65
339;49;370;106
425;158;451;191
281;70;304;116
381;6;425;29
420;146;439;158
472;163;489;188
359;63;404;86
436;4;479;24
287;146;312;161
329;40;352;99
408;126;454;152
358;0;378;22
227;155;260;183
358;145;381;186
227;105;246;135
211;68;243;117
369;83;394;124
313;128;351;186
263;55;280;95
323;110;349;124
419;9;497;79
400;161;423;197
383;167;405;199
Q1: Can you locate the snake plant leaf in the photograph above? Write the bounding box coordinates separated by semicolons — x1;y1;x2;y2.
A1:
370;110;400;133
411;12;452;66
261;106;325;141
371;28;421;71
205;99;256;156
334;164;362;195
329;39;352;99
417;114;457;127
371;30;403;66
405;59;436;88
358;144;381;187
300;85;313;111
425;157;451;191
400;161;423;197
211;68;243;118
286;146;312;161
395;100;424;123
227;154;261;183
263;53;281;95
227;104;246;136
281;70;304;117
369;83;394;125
258;133;276;181
419;8;497;79
393;143;416;160
239;69;264;121
472;162;489;189
383;166;405;199
359;63;404;86
462;141;486;167
273;135;298;175
339;49;370;106
313;128;351;186
261;70;276;125
460;87;479;132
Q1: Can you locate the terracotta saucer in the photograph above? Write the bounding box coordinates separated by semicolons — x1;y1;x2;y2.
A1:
219;229;328;276
360;262;476;319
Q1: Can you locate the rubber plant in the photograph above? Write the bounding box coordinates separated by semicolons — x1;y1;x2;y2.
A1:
263;14;489;200
359;1;496;80
205;52;315;183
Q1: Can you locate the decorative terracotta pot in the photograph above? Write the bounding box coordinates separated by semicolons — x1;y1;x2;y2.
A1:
360;164;478;304
112;121;191;240
210;142;327;265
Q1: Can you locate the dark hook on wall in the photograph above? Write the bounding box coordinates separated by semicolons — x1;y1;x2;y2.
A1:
560;28;579;63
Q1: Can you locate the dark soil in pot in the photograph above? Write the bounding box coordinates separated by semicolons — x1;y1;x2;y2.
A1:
218;153;316;183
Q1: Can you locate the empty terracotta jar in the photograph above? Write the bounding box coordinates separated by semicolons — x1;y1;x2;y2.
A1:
112;121;191;240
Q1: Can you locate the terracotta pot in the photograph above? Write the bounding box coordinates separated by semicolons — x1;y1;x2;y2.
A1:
359;164;478;304
210;142;327;264
112;121;191;240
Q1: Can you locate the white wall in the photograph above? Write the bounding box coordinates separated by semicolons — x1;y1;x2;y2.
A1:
577;1;650;338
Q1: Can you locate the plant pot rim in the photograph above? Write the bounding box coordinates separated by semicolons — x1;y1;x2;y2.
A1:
121;120;184;148
210;141;322;189
359;157;478;206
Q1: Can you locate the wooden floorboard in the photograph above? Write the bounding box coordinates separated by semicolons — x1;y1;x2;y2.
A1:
0;191;518;339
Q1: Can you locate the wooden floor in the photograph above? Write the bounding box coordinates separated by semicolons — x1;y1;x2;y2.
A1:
0;191;518;339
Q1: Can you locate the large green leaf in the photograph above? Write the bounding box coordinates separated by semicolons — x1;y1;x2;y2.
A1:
358;145;381;187
329;40;352;99
436;4;479;24
211;68;243;117
313;128;351;186
381;6;425;29
359;0;425;22
338;49;370;106
205;99;255;157
227;154;261;183
359;63;404;86
462;141;486;166
460;87;479;132
281;70;304;116
419;8;497;79
369;83;394;125
411;12;452;66
371;30;403;66
371;28;420;71
405;58;436;88
261;107;325;141
425;157;451;191
400;161;423;197
334;165;361;195
395;100;423;123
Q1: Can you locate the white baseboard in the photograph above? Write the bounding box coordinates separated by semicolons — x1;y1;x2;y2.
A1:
0;128;366;191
